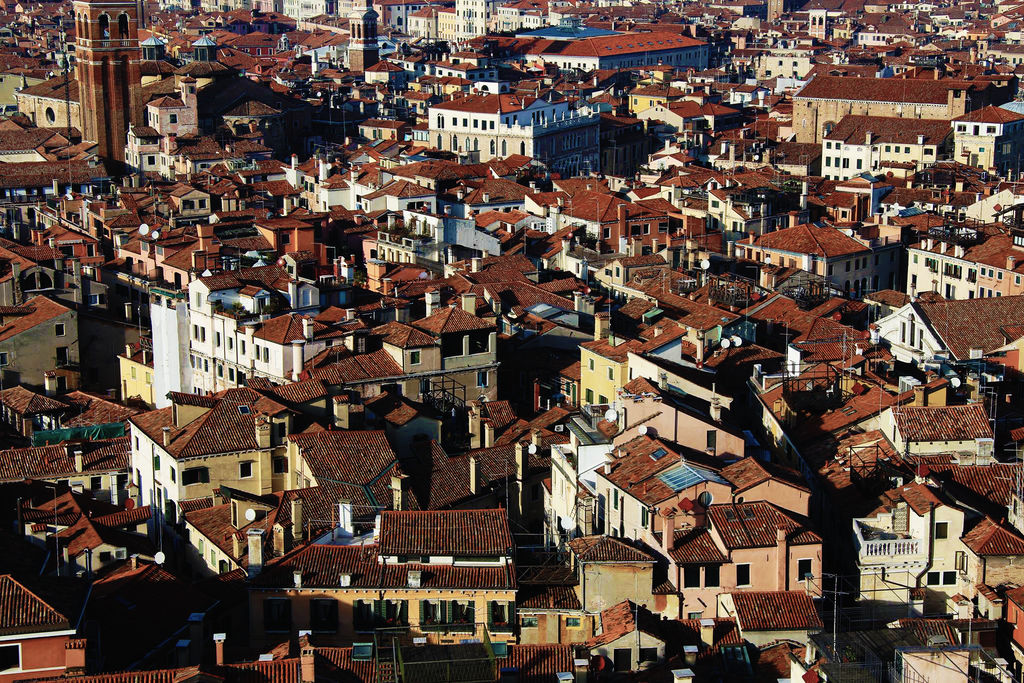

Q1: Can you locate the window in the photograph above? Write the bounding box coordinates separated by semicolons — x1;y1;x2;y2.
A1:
477;370;488;388
607;366;614;381
90;476;102;490
683;565;701;588
311;599;338;632
263;599;291;632
565;617;581;628
182;467;210;486
239;461;253;479
56;346;69;365
797;558;812;581
736;563;751;587
639;648;658;664
0;352;8;366
585;389;594;404
409;350;421;365
55;323;65;336
273;457;287;474
169;113;178;124
89;293;105;306
704;564;720;587
0;644;20;673
935;521;948;540
588;358;595;371
613;489;619;510
521;616;539;628
943;570;957;585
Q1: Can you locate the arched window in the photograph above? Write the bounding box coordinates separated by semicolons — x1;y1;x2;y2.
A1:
489;139;495;155
519;141;525;155
473;137;479;152
98;14;109;38
451;134;458;151
501;140;506;156
118;13;129;38
437;134;442;149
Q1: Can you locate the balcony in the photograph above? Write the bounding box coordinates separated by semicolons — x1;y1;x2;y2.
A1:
854;520;925;564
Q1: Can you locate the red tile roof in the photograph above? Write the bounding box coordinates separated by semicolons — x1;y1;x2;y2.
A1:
730;591;823;631
894;404;993;443
0;574;70;635
567;535;657;563
962;517;1024;556
378;509;513;557
746;223;869;258
707;502;820;549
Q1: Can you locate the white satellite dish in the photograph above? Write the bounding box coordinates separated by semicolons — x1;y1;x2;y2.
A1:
730;335;743;347
65;190;73;201
138;223;150;236
637;425;648;436
720;338;731;349
950;376;962;389
604;408;618;423
527;443;538;455
244;508;257;522
154;551;166;565
559;515;574;531
700;258;711;270
150;230;160;240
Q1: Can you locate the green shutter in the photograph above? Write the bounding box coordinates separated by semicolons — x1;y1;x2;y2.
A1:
399;600;408;624
373;600;384;623
420;599;429;624
442;600;450;624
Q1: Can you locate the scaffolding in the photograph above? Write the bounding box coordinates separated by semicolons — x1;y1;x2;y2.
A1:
371;627;500;683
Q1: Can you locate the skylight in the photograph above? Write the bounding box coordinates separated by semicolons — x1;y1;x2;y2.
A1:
658;462;728;492
650;447;668;461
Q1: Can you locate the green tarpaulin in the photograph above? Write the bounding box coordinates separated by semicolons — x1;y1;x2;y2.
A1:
32;422;125;446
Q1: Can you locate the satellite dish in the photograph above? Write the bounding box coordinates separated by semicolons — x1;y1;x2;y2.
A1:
700;258;711;270
418;271;430;279
604;408;618;423
266;212;275;220
637;425;648;436
64;190;73;201
154;551;166;565
245;508;257;522
527;443;538;455
730;335;743;347
950;376;962;389
720;338;731;349
150;230;160;240
138;223;150;236
202;269;213;277
559;515;574;531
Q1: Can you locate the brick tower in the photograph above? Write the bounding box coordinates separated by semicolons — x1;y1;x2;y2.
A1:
347;0;379;73
73;0;143;165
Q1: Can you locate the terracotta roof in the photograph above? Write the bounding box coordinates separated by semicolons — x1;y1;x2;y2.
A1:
412;306;493;335
378;509;513;557
667;527;728;565
256;543;515;590
0;385;68;415
962;517;1024;556
797;75;985;105
730;591;823;631
567;535;657;563
893;404;993;443
706;502;820;549
0;295;73;343
746;223;869;258
0;437;129;481
915;296;1024;360
0;575;71;635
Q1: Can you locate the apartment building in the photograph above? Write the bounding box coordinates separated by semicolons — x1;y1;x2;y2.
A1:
427;94;599;176
904;224;1024;300
953;105;1024;175
737;223;902;296
821;115;951;181
247;509;518;648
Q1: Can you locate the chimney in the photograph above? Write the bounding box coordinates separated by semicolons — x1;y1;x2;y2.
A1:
382;278;392;296
319;158;328;182
671;670;695;683
425;289;440;316
469;455;478;495
247;528;264;576
255;417;271;448
699;618;715;649
73;448;83;473
594;312;609;340
213;634;226;666
44;373;58;397
709;396;722;422
514;441;527;482
913;384;927;407
338;499;354;536
291;154;297;170
302;317;313;341
300;636;315;683
65;640;86;675
461;292;478;315
483;421;495;448
776;527;787;590
288;280;299;308
661;509;676;554
162;426;171;447
291;497;304;543
390;474;403;510
1009;255;1017;271
346;308;358;320
471;257;482;273
291;339;304;382
865;131;873;145
482;192;490;203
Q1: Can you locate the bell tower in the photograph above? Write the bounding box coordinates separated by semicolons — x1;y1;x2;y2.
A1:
73;0;143;165
347;0;379;73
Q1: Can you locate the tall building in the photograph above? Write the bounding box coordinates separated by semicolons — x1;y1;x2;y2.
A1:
72;0;143;165
347;0;379;72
